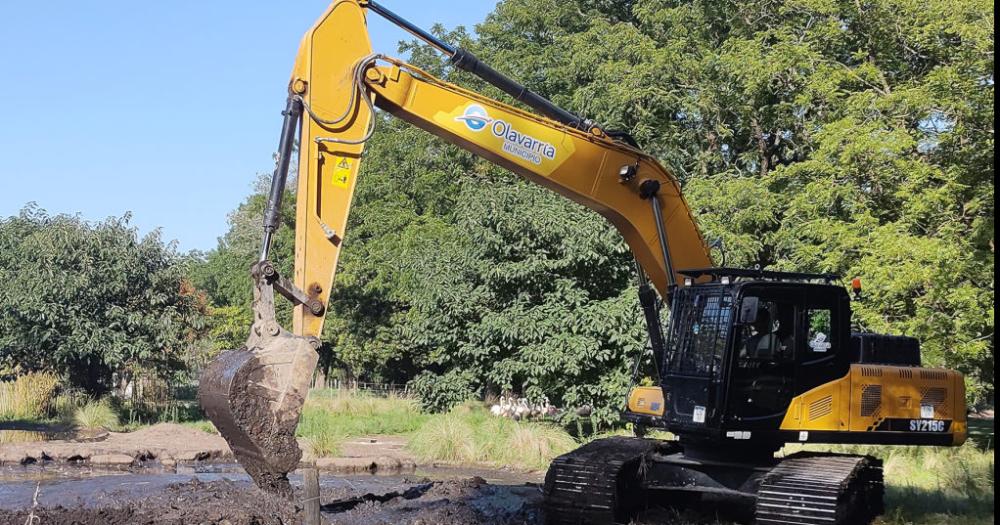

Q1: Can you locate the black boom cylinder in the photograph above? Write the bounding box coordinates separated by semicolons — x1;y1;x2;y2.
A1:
449;48;582;128
365;0;583;128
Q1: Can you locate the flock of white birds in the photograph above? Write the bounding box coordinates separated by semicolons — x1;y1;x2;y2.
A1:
489;396;560;420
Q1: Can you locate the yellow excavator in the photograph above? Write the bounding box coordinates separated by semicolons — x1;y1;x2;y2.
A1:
199;2;969;523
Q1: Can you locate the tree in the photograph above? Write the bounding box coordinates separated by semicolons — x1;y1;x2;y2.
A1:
187;174;297;353
321;39;649;421
468;0;994;404
196;0;993;413
0;205;206;395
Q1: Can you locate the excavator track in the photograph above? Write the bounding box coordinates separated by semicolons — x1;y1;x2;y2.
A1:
543;436;661;525
755;452;884;525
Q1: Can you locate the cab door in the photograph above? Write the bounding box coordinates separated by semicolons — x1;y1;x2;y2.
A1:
661;287;734;431
726;286;802;430
795;288;851;393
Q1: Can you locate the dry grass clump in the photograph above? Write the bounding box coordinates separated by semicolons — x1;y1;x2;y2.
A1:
73;398;120;430
0;372;60;421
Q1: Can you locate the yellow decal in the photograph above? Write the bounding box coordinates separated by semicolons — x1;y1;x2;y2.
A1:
331;157;352;188
433;103;575;176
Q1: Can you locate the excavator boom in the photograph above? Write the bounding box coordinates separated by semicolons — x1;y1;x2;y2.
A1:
199;0;712;495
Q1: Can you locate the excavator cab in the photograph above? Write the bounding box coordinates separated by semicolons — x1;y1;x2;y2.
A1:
656;269;850;454
627;267;966;453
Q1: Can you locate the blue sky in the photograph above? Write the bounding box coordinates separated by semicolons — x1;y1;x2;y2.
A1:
0;1;495;252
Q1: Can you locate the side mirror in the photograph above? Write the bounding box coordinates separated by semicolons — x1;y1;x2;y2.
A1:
739;297;759;324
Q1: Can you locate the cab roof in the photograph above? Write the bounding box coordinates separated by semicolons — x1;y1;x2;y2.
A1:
680;267;840;285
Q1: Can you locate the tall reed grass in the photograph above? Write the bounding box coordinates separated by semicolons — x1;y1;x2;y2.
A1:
0;372;59;421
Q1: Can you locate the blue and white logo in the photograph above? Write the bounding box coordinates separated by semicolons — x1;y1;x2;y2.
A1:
455;104;492;131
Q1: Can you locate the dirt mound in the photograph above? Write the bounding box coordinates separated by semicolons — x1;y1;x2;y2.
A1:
0;423;230;466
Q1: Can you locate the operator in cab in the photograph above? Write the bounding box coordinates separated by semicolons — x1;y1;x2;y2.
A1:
741;301;793;361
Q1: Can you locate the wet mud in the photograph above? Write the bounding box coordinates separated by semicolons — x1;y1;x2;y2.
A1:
0;469;543;525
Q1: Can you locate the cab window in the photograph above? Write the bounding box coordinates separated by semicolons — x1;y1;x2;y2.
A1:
805;309;834;354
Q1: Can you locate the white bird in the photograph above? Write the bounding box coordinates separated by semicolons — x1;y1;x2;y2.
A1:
530;397;545;419
490;396;505;417
513;398;531;420
501;396;515;418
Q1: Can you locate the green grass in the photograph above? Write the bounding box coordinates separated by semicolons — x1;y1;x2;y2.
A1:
878;442;993;525
407;401;577;470
295;389;429;458
181;419;218;434
294;391;578;469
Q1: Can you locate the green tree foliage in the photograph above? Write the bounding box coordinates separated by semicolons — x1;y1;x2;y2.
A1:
466;0;993;403
0;205;205;395
187;175;296;352
317;34;651;421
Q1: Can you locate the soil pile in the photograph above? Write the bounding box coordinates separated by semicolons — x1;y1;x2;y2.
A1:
0;423;229;466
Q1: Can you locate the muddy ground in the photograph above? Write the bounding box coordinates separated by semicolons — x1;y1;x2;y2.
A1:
0;423;550;524
0;424;727;524
0;423;230;466
0;468;544;525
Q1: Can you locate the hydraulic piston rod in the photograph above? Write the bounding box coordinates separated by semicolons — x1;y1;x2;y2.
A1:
364;0;585;128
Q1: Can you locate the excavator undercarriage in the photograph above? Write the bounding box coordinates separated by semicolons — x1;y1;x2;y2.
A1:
544;437;884;525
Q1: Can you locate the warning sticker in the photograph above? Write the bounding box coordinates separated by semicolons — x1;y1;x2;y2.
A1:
331;157;352;189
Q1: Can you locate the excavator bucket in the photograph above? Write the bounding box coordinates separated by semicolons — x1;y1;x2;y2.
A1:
198;267;319;497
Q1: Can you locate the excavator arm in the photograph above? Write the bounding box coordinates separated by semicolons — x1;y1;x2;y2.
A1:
199;0;711;495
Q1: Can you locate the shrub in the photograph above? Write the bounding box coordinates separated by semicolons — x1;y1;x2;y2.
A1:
408;370;477;413
73;399;120;430
0;372;60;421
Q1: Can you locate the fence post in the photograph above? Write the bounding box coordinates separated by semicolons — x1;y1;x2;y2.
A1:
303;467;320;525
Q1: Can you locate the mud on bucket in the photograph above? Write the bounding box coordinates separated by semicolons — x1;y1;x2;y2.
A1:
198;333;318;497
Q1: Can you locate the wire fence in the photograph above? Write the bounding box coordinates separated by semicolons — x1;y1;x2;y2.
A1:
315;378;413;398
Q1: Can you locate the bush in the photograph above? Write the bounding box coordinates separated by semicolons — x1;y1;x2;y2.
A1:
73;399;120;430
408;370;477;413
0;372;60;421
